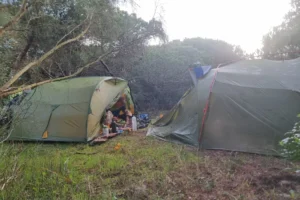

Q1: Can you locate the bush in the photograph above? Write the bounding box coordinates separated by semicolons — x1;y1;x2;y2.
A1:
279;114;300;160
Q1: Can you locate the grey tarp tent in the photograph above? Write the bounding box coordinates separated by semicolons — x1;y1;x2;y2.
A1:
8;77;134;142
147;58;300;154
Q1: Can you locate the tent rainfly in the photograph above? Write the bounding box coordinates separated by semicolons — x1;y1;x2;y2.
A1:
8;77;134;142
147;58;300;155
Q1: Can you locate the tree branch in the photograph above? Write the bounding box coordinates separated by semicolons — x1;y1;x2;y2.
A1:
0;22;153;97
0;49;116;98
56;17;87;46
13;32;34;70
55;61;66;76
26;15;45;29
100;60;114;76
0;0;28;37
0;20;91;91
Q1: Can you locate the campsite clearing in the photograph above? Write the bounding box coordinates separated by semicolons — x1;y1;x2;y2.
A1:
0;131;299;200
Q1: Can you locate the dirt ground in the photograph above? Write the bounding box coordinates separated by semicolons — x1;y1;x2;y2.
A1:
165;150;300;200
129;131;300;200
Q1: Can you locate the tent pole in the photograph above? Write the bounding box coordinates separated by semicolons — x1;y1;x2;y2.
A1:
198;64;221;143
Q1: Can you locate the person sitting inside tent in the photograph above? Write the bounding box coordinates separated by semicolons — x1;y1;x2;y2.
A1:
111;96;127;121
100;94;135;134
110;109;133;130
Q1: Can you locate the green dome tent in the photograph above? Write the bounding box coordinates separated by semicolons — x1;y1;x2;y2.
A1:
8;77;134;142
147;58;300;155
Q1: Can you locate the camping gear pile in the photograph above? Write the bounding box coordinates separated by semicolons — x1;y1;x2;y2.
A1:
137;113;151;129
148;58;300;155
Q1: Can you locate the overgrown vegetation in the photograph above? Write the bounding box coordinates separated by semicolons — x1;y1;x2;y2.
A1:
0;0;166;98
0;133;199;199
1;0;300;199
1;0;300;108
262;0;300;59
131;39;244;109
0;132;299;200
0;0;246;110
280;114;300;160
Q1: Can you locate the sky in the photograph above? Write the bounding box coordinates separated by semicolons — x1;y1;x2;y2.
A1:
122;0;291;53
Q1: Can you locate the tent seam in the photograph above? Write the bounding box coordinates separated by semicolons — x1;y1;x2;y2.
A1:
198;64;221;144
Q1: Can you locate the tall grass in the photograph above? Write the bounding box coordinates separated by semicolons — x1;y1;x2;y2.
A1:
0;134;298;200
0;135;200;200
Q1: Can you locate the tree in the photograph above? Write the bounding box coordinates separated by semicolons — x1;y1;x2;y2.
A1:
182;38;244;66
0;0;166;142
262;0;300;59
0;0;166;97
0;0;28;37
132;38;245;110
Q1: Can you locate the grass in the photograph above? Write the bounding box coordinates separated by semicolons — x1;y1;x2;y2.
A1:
0;132;300;200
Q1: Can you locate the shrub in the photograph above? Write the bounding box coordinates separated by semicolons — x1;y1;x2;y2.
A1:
279;114;300;160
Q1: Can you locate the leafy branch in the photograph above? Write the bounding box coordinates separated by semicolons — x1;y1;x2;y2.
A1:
0;48;115;98
0;0;28;37
0;15;92;93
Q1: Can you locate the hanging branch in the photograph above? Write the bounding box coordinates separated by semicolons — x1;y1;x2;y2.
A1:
0;23;158;97
0;0;28;37
0;49;116;98
56;21;87;46
100;60;114;76
0;17;92;92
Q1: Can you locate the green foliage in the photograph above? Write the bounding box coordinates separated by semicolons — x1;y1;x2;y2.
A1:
181;38;243;66
0;0;243;112
131;38;244;110
0;0;166;87
262;0;300;59
279;115;300;160
0;36;13;87
0;10;11;26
